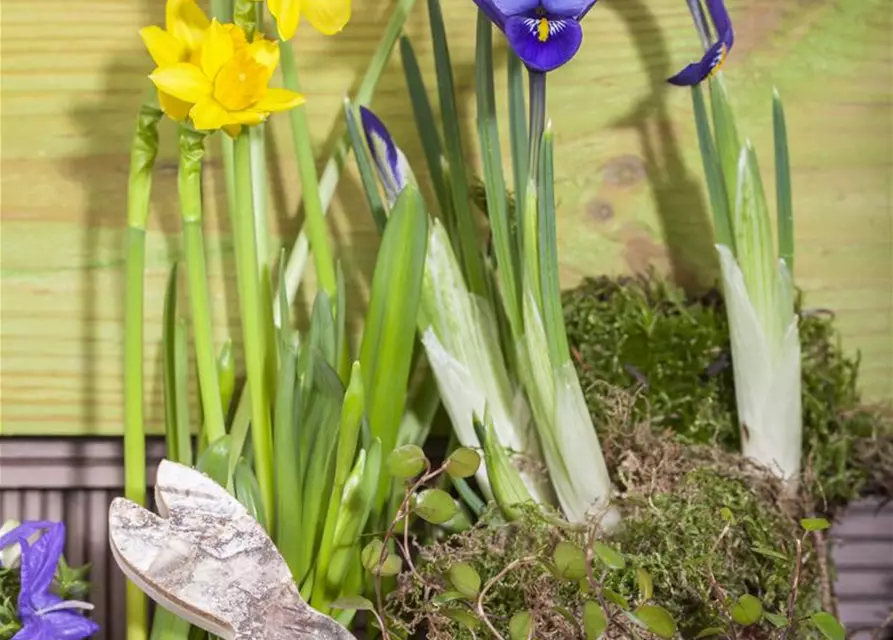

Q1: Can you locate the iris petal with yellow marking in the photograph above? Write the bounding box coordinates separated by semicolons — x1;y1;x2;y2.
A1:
668;0;735;86
472;0;598;72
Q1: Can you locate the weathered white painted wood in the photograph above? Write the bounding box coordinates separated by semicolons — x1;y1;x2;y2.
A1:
108;460;355;640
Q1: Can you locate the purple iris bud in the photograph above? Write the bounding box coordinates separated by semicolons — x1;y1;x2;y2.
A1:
359;106;416;205
668;0;735;86
472;0;599;73
1;521;100;640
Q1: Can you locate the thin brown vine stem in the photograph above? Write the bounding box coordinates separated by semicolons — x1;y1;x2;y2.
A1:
812;530;838;618
706;521;739;640
474;556;539;640
583;525;636;636
373;463;445;633
782;536;805;640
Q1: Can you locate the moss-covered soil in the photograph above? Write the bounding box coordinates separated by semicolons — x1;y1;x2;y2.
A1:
388;275;892;639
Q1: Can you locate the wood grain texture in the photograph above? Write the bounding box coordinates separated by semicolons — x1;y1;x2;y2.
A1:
1;0;890;435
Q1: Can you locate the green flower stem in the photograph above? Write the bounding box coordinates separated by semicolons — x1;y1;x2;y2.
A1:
527;70;547;185
249;124;270;265
123;227;148;640
279;39;337;297
275;0;418;317
232;130;275;527
124;92;161;640
178;128;227;445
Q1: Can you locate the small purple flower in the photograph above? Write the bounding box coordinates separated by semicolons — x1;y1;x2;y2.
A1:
359;106;415;204
0;521;99;640
668;0;735;86
472;0;598;73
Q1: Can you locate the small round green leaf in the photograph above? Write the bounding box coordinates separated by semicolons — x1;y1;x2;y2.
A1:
432;590;465;605
810;612;845;640
414;489;458;524
720;507;734;523
633;605;677;639
387;444;427;478
582;601;607;639
553;541;588;581
800;517;831;532
730;594;763;626
593;542;626;570
636;567;654;601
603;588;630;610
764;612;788;628
360;539;385;572
694;627;727;638
444;608;479;631
445;447;481;478
448;562;481;598
509;611;534;640
330;596;374;611
378;553;403;576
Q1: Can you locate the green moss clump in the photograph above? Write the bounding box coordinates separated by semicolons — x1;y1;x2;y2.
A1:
606;465;817;635
388;512;585;640
0;565;20;640
388;275;887;637
562;274;893;507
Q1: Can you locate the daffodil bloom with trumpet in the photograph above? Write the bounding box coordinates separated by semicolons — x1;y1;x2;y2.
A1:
147;19;304;137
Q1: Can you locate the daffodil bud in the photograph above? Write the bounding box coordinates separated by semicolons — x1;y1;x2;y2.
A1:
127;95;163;230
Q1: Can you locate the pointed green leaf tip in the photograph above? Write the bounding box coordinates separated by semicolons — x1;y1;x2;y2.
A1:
633;605;677;638
553;541;588;581
603;588;629;610
764;611;788;628
810;612;845;640
445;447;481;479
730;594;763;625
510;611;534;640
593;542;626;570
361;539;402;576
387;444;428;479
448;562;481;598
582;601;607;639
414;488;457;524
800;517;831;532
636;567;654;601
444;608;480;631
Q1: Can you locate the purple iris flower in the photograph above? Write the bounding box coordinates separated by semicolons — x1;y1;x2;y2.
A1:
359;106;415;205
668;0;735;86
0;521;99;640
472;0;598;73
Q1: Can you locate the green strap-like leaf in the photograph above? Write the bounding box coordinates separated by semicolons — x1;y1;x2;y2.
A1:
426;0;486;295
359;186;430;507
773;88;794;273
476;11;521;336
691;83;733;249
400;36;450;220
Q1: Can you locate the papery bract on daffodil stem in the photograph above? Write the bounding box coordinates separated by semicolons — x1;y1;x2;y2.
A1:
254;0;351;41
148;20;304;137
140;0;211;120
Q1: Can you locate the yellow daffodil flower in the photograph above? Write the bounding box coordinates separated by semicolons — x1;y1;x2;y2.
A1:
139;0;211;120
257;0;351;41
149;20;305;137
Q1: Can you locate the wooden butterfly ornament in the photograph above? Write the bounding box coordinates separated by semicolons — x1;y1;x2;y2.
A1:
108;459;356;640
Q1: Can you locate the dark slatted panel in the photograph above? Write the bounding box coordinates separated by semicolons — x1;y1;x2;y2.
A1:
0;437;168;640
833;499;893;639
1;437;891;638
